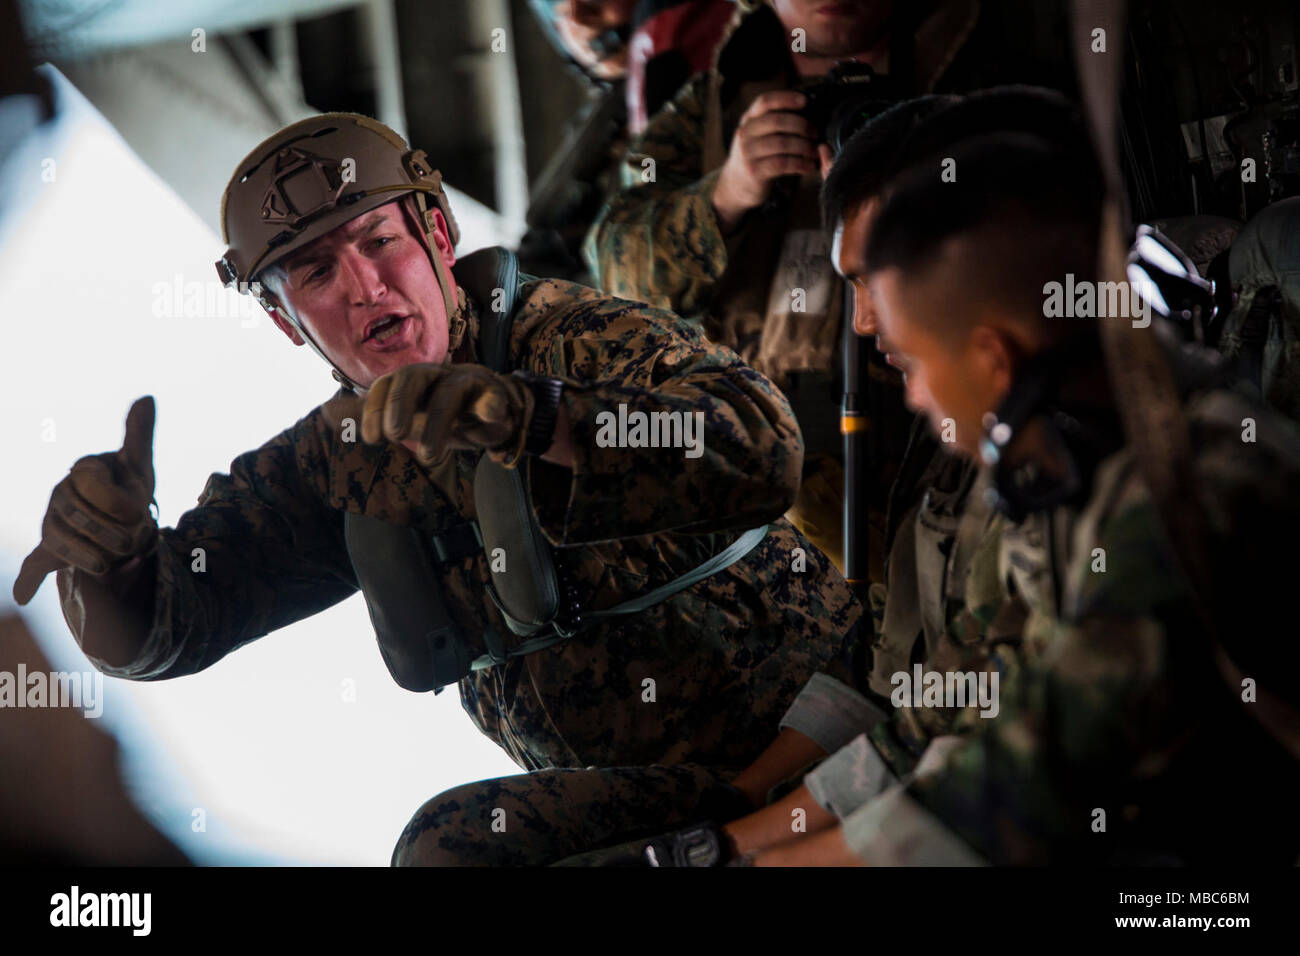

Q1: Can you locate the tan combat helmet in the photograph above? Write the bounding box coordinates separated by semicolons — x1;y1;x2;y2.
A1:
216;112;460;391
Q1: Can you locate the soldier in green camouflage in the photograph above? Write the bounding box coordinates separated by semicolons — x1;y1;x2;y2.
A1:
766;123;1300;865
11;113;863;863
584;0;1073;578
586;0;900;574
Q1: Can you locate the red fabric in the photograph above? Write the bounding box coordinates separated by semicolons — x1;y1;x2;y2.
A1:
627;0;736;134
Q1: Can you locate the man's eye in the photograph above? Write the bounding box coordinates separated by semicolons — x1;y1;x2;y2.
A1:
372;236;395;249
306;265;329;282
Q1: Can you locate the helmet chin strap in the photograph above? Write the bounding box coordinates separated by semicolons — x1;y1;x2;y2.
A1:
402;192;460;331
259;194;459;396
256;286;367;394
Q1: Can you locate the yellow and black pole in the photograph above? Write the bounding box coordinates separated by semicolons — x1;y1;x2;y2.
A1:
840;282;872;599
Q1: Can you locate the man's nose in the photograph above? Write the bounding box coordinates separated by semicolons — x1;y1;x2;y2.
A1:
851;288;876;337
338;249;386;305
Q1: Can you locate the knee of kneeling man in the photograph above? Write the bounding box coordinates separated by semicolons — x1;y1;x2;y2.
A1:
391;783;497;867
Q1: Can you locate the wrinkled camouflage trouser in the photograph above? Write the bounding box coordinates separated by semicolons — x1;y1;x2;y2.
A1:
391;763;745;866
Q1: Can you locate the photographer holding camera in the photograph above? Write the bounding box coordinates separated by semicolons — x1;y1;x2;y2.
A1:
586;0;1065;579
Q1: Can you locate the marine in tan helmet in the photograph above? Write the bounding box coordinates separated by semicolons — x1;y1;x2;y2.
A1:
14;112;863;865
216;113;463;396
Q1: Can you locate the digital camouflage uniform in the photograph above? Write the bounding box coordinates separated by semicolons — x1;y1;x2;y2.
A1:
583;0;989;332
773;419;1027;821
58;274;863;860
838;362;1300;865
391;762;751;866
430;418;1022;867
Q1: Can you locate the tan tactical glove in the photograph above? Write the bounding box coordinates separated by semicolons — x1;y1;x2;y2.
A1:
13;396;158;605
323;363;539;467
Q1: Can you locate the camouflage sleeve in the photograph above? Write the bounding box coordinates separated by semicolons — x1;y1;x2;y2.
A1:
804;733;900;819
582;73;728;316
852;612;1175;865
519;283;803;544
68;413;358;681
845;395;1300;864
839;781;988;866
778;673;889;755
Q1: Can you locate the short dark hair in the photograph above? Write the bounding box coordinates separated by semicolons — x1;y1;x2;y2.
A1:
821;85;1096;236
865;131;1104;330
820;94;959;229
880;85;1095;187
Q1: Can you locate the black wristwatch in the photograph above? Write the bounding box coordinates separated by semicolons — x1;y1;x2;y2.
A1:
644;823;731;867
514;372;564;456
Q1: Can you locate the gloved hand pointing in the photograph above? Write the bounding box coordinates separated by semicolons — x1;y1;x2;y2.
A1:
323;363;537;467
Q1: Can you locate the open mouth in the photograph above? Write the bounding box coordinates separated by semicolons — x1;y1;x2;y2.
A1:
363;313;408;345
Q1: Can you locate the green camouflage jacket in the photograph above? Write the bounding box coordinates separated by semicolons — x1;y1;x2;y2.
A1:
782;421;1026;783
861;454;1024;775
58;277;862;773
582;3;804;377
839;377;1300;865
582;2;858;387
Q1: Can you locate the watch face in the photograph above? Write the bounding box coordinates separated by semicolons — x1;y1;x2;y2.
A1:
679;826;722;867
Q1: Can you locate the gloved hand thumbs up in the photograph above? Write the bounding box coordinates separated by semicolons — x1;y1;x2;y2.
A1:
12;396;160;606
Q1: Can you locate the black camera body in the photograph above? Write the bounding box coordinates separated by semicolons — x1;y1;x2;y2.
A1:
797;60;896;153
